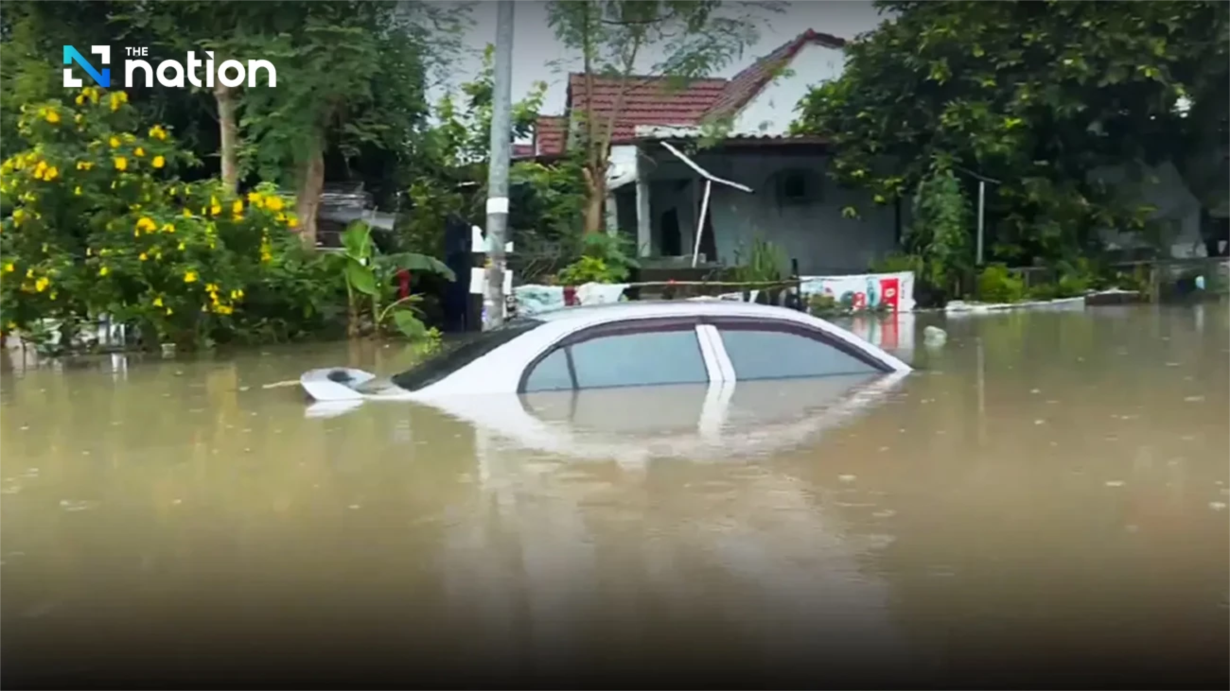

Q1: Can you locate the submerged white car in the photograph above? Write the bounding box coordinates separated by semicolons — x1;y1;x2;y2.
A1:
301;301;911;403
301;301;913;463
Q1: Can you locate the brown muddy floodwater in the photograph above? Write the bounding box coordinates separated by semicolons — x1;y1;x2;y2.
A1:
1;305;1227;689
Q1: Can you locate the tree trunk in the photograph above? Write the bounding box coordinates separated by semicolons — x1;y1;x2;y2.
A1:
295;138;326;250
582;167;606;234
214;84;240;195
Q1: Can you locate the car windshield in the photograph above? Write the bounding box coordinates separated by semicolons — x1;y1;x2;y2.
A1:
390;317;545;392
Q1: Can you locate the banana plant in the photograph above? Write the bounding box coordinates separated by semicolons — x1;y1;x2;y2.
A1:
337;221;455;339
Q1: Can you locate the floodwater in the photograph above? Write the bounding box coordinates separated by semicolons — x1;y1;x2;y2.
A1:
1;305;1227;688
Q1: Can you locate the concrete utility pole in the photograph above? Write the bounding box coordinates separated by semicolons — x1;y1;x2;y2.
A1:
483;0;515;330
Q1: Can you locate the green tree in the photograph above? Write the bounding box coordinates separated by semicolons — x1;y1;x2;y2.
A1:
0;1;122;144
547;0;776;234
240;1;463;248
113;1;467;246
792;0;1230;264
0;86;308;348
400;48;586;268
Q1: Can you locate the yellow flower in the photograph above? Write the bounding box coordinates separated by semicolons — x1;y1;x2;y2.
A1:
134;147;145;158
232;199;243;214
98;266;109;276
161;223;176;234
230;289;245;300
114;156;128;171
149;125;168;140
35;276;50;292
139;252;148;261
136;217;157;233
26;268;33;278
76;161;94;170
74;186;82;196
182;208;192;218
3;262;14;273
287;216;299;228
247;192;264;207
109;136;121;148
265;196;284;212
43;166;58;181
165;307;173;316
153;296;163;307
152;155;165;169
109;92;127;112
209;196;222;216
12;209;25;225
86;87;99;104
75;93;86;106
183;270;197;283
177;241;186;251
44;110;60;124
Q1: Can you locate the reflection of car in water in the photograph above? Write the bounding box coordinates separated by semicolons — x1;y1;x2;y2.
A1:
302;302;916;677
301;302;911;460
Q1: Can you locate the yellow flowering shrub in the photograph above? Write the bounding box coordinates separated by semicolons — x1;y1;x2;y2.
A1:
1;86;312;349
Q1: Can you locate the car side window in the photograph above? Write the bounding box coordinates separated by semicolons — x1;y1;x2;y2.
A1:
523;347;574;393
570;329;708;390
717;327;879;381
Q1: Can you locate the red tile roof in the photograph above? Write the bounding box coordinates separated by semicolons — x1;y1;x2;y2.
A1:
532;29;846;156
705;29;846;120
566;73;728;144
533;115;568;156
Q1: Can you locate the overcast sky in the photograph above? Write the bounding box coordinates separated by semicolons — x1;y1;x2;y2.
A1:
442;1;889;114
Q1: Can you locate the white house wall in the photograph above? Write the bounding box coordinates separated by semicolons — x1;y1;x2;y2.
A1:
730;42;845;137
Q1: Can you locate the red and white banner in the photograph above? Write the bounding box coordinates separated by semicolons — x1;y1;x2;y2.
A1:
799;272;916;314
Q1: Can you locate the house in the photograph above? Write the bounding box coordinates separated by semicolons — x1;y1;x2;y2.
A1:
531;29;903;276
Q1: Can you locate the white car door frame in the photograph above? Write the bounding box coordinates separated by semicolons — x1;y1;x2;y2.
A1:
695;324;735;441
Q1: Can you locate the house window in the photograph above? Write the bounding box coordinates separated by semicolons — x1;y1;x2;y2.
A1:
774;168;820;205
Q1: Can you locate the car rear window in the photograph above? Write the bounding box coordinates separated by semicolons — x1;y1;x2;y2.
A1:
391;318;545;392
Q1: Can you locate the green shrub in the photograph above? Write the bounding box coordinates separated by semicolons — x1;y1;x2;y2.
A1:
0;86;338;350
557;255;619;285
976;264;1025;303
733;236;787;283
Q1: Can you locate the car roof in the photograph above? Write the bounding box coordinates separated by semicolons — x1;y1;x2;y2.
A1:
528;299;810;324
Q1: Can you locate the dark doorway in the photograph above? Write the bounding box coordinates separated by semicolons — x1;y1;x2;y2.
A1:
661;208;682;256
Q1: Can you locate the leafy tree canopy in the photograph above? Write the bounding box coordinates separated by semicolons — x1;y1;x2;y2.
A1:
792;0;1229;264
